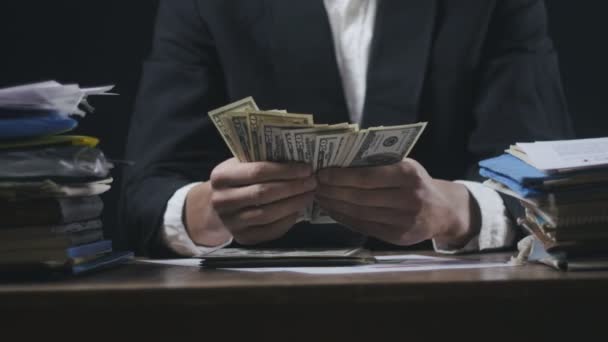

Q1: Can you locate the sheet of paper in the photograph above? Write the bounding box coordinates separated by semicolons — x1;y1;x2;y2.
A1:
136;258;201;267
82;85;117;96
134;254;515;274
0;81;115;116
517;137;608;171
227;254;514;274
374;254;453;262
230;262;512;274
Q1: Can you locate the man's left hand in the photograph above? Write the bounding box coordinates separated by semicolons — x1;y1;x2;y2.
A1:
316;159;481;247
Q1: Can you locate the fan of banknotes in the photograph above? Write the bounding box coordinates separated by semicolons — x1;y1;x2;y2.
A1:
208;97;427;223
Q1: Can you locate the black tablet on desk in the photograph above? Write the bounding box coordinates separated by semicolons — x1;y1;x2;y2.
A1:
200;247;376;269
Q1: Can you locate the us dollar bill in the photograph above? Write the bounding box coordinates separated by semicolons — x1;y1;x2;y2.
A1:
248;111;314;161
282;124;330;162
282;131;297;162
341;130;369;167
223;113;253;162
309;133;350;224
334;132;358;167
262;122;313;162
314;134;338;171
343;123;427;167
208;97;259;159
313;133;353;171
289;124;351;164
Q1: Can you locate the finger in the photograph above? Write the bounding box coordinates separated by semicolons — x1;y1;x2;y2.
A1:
212;176;317;214
316;196;409;226
232;213;299;246
316;185;407;210
223;192;314;230
211;160;312;188
327;211;405;244
317;163;412;189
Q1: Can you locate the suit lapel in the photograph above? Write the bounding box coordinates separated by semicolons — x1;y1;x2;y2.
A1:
270;0;349;124
361;0;437;128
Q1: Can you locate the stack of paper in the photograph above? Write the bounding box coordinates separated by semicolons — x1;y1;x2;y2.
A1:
209;97;427;223
0;81;115;117
479;138;608;270
0;81;132;276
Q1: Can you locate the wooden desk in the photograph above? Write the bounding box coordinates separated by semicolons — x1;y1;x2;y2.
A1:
1;252;606;341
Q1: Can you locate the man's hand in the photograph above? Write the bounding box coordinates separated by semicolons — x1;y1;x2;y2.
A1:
187;158;316;246
316;159;481;247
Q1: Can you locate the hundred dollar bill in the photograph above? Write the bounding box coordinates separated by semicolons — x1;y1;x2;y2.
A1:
343;123;427;167
208;97;259;159
311;123;427;224
248;111;314;161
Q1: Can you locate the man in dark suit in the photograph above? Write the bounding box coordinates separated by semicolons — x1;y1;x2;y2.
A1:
120;0;572;257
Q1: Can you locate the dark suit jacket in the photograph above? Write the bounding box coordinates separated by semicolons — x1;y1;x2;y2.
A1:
120;0;573;256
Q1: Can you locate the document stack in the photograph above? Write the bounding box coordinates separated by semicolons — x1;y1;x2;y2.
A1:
0;81;133;275
479;138;608;270
209;97;427;224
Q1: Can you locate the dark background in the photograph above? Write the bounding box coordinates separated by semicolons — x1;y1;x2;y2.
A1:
1;1;607;246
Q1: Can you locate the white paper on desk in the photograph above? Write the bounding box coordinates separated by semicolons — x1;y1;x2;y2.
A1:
517;137;608;172
134;255;515;274
374;254;453;262
227;254;514;274
137;258;201;267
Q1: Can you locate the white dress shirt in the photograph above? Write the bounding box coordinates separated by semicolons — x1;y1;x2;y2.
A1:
160;0;516;256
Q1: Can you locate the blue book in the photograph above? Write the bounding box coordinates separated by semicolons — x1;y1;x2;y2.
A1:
66;240;113;259
71;251;134;275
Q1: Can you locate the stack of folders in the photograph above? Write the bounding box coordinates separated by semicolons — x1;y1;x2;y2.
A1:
479;137;608;271
0;81;133;275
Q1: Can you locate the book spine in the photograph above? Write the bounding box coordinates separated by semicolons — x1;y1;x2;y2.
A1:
66;240;112;258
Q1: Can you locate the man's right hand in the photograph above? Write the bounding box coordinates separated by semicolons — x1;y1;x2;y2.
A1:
186;158;316;246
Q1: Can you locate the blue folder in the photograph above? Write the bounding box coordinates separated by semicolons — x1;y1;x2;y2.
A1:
0;111;77;140
478;154;559;185
478;154;560;198
479;153;608;198
479;168;544;197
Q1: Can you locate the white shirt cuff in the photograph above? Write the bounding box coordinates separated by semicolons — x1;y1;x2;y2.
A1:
161;182;233;257
433;180;515;254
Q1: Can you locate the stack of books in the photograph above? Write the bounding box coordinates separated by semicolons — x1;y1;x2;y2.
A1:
479;137;608;271
0;81;133;275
